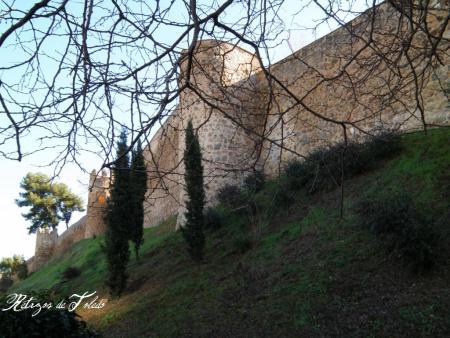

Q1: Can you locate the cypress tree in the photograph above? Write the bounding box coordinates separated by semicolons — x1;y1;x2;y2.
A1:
182;120;205;261
104;130;131;297
129;140;147;260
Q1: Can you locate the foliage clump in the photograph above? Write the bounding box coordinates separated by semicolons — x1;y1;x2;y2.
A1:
217;184;246;210
61;266;81;281
204;208;223;231
232;234;252;254
0;255;28;281
283;130;401;194
0;275;13;292
355;190;438;272
244;169;265;193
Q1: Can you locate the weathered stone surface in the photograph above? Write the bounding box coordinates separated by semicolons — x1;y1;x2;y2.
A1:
142;3;449;229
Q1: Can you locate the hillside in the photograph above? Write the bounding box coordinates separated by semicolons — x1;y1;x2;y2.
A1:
11;128;450;337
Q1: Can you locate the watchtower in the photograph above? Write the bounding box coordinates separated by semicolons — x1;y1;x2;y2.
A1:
84;169;110;238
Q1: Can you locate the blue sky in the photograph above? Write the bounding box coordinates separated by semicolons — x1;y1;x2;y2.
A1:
0;0;372;260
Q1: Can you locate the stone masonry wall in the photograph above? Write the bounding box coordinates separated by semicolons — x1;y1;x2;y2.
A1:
142;1;449;228
255;2;450;174
28;1;449;270
143;40;264;228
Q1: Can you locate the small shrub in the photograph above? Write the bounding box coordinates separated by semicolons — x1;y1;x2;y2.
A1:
0;275;13;292
363;130;402;161
217;184;247;209
284;159;309;190
272;181;296;208
233;235;252;254
244;170;265;193
204;208;223;231
355;190;437;272
62;266;81;280
16;263;28;280
283;130;401;194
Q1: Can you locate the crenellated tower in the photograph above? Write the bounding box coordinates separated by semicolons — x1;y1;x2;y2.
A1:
84;169;110;238
31;227;58;271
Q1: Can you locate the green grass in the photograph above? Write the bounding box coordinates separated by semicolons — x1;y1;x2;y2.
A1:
8;127;450;337
11;215;178;295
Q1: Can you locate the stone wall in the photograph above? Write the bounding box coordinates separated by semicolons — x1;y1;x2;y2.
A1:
53;216;87;257
142;1;449;228
27;1;449;269
255;1;450;174
85;170;110;238
143;40;265;228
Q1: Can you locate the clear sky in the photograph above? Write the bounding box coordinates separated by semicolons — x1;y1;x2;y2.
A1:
0;0;372;260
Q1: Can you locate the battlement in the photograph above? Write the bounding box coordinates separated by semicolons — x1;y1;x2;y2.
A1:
85;169;110;238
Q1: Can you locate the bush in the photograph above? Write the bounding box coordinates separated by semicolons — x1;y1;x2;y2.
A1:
0;275;13;292
232;235;252;254
283;130;401;194
355;190;437;272
217;184;247;210
0;292;98;337
363;129;402;161
244;170;265;193
284;159;309;190
61;266;81;280
204;208;223;231
272;181;296;208
16;264;28;280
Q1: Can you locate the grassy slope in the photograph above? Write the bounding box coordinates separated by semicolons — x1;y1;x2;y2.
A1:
11;128;450;337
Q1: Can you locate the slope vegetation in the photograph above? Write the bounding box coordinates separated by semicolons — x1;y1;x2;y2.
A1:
11;128;450;337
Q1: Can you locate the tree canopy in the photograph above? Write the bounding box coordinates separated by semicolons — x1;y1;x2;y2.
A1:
16;173;84;233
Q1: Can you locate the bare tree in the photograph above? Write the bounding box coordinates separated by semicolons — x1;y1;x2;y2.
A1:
0;0;448;223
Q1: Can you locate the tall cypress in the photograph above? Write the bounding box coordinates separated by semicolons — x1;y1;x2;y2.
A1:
104;130;131;297
182;120;205;261
129;140;147;260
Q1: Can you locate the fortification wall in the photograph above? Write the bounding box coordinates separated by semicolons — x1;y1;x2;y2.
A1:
27;228;58;273
255;1;449;174
85;170;110;237
143;113;182;228
53;216;87;257
143;40;264;228
142;1;449;229
27;1;449;264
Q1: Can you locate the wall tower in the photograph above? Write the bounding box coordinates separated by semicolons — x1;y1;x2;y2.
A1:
84;169;110;238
